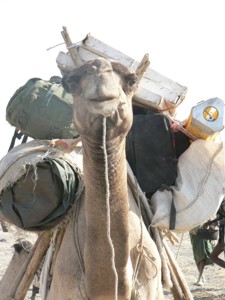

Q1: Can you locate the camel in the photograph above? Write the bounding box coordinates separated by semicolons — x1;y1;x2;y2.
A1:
0;240;39;300
46;57;164;299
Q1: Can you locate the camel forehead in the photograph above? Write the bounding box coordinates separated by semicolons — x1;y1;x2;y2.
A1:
62;57;139;97
87;57;113;72
76;58;135;77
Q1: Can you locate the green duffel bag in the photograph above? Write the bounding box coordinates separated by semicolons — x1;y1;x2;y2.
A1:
0;158;79;231
6;76;79;139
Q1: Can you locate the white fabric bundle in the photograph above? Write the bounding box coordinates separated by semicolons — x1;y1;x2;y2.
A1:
151;139;225;232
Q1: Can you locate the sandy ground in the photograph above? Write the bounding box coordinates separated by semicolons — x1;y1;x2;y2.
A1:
164;233;225;300
0;224;225;300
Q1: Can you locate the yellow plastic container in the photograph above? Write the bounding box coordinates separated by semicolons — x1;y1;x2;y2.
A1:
185;97;224;140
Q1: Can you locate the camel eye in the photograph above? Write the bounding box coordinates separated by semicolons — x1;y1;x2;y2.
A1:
126;75;137;87
71;75;81;83
128;79;137;86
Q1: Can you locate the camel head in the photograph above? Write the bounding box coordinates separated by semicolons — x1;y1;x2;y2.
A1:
62;58;139;142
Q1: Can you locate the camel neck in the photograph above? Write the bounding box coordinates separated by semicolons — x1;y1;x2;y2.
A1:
82;136;129;222
82;136;127;185
81;136;131;299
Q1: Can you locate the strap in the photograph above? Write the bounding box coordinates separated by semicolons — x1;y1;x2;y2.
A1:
169;191;176;230
44;84;60;106
159;184;176;230
8;128;28;152
223;226;225;257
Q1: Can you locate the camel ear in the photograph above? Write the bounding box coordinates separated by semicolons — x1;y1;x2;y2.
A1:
62;72;80;94
61;74;72;93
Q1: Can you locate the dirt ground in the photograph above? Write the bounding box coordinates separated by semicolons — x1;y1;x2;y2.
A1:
164;233;225;300
0;224;225;300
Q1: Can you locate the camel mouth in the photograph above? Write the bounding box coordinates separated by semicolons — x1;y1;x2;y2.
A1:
87;97;120;117
89;97;114;102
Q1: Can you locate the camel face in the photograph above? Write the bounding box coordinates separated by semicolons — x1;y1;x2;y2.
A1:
62;58;139;140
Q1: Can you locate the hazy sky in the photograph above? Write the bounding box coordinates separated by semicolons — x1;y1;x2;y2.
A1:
0;0;225;157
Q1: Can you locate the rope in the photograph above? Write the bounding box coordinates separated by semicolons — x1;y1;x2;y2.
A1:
103;116;118;300
176;233;184;260
131;178;158;290
132;178;144;284
73;190;85;276
170;118;197;140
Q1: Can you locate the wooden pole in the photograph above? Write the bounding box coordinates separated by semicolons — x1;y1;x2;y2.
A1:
127;163;193;299
162;228;180;246
50;227;67;276
162;237;194;300
61;26;83;67
166;256;185;300
127;166;172;288
7;231;51;300
150;226;172;289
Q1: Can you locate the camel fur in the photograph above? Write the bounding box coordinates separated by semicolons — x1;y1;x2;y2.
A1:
0;240;39;300
46;58;164;299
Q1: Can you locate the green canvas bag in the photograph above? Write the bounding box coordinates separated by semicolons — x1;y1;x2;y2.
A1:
0;139;83;231
6;77;79;139
0;157;79;231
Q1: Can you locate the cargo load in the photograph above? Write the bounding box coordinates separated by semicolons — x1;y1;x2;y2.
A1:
0;139;83;231
6;76;79;140
57;33;188;116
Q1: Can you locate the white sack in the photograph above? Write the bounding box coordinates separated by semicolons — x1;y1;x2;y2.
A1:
151;139;225;232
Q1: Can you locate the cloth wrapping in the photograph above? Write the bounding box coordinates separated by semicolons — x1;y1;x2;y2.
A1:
189;229;215;265
151;139;225;232
0;139;83;230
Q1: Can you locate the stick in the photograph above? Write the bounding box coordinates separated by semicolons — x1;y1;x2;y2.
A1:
150;226;172;289
50;227;66;276
166;256;185;300
7;231;51;300
162;237;194;300
127;165;172;288
61;26;83;67
127;163;193;299
176;233;184;260
162;229;180;246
